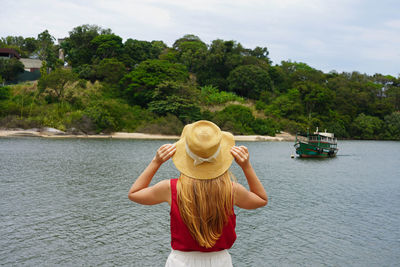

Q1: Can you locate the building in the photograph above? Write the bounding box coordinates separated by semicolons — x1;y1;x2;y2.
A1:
0;48;42;72
19;58;42;72
0;48;21;59
0;48;41;82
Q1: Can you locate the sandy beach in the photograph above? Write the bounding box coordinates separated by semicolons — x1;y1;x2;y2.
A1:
0;128;295;141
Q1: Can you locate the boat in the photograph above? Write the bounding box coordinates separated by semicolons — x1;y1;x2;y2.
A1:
294;128;338;158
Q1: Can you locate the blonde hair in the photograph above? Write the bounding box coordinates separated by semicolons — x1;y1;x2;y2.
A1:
177;171;234;248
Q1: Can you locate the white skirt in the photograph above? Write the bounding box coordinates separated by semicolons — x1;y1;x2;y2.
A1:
165;249;233;267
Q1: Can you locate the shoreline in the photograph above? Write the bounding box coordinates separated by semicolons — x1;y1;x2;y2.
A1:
0;129;296;142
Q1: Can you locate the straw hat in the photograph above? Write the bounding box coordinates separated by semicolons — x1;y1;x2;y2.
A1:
172;120;235;179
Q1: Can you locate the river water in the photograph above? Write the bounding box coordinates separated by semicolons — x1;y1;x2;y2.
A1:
0;138;399;266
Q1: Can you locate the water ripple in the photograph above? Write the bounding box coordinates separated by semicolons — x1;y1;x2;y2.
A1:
1;138;399;266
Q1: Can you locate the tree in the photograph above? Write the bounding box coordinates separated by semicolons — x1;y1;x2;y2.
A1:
123;39;166;68
351;113;383;139
62;24;112;67
196;39;244;90
384;111;400;140
148;94;201;123
38;68;78;102
95;58;126;84
23;37;38;55
386;80;400;111
280;61;325;85
250;46;270;60
266;88;303;119
121;59;189;106
0;85;11;100
0;36;37;57
36;30;59;70
296;81;334;115
0;58;25;82
213;104;255;134
227;64;272;99
173;34;207;72
91;34;123;60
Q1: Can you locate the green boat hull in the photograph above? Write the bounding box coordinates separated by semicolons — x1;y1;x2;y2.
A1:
294;141;338;158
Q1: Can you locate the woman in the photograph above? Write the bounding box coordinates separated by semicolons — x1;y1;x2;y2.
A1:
128;120;268;266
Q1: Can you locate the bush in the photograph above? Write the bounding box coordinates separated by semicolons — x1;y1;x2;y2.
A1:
384;111;400;140
136;114;184;135
251;118;277;136
278;119;307;134
212;105;255;134
200;85;244;105
227;65;272;99
84;105;116;133
0;115;42;129
148;95;201;123
0;86;12;100
351;113;384;139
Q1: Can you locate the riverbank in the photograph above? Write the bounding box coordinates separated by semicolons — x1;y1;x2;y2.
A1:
0;128;295;141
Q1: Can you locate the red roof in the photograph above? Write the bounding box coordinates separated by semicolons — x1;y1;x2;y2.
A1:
0;48;21;59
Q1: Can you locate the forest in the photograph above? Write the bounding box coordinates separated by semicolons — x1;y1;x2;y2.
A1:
0;24;399;140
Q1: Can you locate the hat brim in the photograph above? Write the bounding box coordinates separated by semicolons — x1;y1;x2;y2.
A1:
172;131;235;180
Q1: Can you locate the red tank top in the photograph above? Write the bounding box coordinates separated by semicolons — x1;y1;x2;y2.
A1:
170;178;236;252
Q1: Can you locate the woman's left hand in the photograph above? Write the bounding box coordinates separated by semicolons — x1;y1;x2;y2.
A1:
231;146;250;169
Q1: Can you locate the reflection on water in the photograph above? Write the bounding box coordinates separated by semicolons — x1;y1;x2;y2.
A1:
1;138;399;266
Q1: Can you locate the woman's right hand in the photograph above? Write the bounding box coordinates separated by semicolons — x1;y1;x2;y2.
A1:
154;144;176;165
231;145;251;169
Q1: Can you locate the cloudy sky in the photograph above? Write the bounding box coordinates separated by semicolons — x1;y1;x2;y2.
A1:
2;0;399;76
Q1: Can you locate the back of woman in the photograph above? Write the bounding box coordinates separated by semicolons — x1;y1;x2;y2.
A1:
128;120;268;266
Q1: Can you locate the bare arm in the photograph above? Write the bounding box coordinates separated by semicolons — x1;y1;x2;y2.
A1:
231;146;268;209
128;144;176;205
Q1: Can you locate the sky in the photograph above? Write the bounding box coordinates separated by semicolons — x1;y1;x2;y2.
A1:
1;0;399;76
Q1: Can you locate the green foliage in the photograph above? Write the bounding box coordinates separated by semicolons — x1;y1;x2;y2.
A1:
36;30;59;69
173;34;208;72
148;81;201;123
95;58;126;84
195;39;247;90
200;85;244;105
351;113;384;139
91;34;123;60
212;104;277;135
0;86;11;100
278;118;307;134
38;68;78;103
0;58;25;82
149;95;201;123
384;111;400;140
123;39;166;68
255;100;268;111
1;28;399;139
137;113;184;135
213;105;254;134
84;104;116;133
74;64;96;81
121;59;189;106
62;24;112;67
251;118;278;136
227;64;272;99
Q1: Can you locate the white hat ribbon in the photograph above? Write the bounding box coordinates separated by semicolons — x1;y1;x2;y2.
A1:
186;143;221;166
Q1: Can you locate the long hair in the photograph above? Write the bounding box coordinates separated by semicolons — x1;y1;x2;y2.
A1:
177;171;234;248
